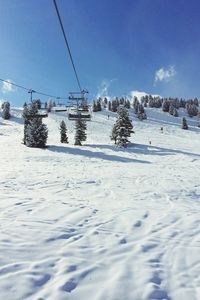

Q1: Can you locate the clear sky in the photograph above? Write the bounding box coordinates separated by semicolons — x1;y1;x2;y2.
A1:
0;0;200;106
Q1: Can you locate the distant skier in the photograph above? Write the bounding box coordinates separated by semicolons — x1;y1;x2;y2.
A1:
161;127;163;133
107;114;110;119
149;140;151;145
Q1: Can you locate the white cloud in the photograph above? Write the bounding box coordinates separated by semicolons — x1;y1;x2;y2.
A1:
96;79;116;99
154;66;176;84
129;90;161;100
2;79;16;94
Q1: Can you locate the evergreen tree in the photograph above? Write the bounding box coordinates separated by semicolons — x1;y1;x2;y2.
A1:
125;99;131;109
60;120;68;143
169;104;174;116
92;101;98;112
186;103;198;117
173;107;178;117
133;97;139;113
23;103;48;147
111;99;118;112
33;99;42;109
148;95;154;108
182;117;188;130
2;102;10;119
110;123;118;144
47;99;53;112
22;103;29;144
26;119;48;147
74;115;87;146
137;104;147;120
194;97;199;106
162;99;170;112
96;99;102;111
111;106;134;147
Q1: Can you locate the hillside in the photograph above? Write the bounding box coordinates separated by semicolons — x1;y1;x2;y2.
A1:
0;108;200;300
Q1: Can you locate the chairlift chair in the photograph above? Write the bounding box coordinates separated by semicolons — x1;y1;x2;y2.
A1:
68;90;91;121
68;106;91;120
52;106;67;112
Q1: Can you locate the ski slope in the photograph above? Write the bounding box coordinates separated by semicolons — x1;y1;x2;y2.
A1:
0;107;200;300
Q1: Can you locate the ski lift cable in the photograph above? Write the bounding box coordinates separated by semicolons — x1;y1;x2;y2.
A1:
0;78;68;100
52;0;82;93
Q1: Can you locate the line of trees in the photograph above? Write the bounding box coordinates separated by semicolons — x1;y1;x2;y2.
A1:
22;102;87;148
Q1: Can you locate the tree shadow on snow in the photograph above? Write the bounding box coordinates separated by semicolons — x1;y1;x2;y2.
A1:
85;143;200;158
132;143;200;158
47;145;151;164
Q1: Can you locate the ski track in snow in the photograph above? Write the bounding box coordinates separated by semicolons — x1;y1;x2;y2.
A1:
0;108;200;300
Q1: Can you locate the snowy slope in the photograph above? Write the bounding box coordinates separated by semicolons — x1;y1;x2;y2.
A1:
0;108;200;300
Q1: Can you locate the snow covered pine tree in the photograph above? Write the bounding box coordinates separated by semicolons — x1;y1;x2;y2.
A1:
23;103;48;147
111;106;134;147
182;117;188;130
2;101;11;119
74;114;87;146
60;120;68;143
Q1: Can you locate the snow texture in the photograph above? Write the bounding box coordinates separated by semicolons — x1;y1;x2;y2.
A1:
0;107;200;300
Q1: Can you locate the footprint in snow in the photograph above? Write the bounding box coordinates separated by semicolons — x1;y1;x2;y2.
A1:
119;238;127;245
143;212;149;218
62;278;77;293
148;288;171;300
31;273;51;287
133;220;142;228
141;243;157;252
66;265;77;273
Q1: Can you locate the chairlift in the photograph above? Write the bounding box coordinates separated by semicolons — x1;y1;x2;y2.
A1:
68;106;91;120
51;106;67;112
26;112;48;120
68;90;91;121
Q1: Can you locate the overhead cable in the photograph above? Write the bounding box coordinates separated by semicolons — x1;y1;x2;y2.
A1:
0;78;68;99
53;0;82;92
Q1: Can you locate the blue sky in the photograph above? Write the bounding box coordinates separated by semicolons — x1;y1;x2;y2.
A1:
0;0;200;106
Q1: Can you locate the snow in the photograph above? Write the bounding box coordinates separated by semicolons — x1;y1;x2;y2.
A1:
0;107;200;300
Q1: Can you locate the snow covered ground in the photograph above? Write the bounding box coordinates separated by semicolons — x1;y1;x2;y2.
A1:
0;107;200;300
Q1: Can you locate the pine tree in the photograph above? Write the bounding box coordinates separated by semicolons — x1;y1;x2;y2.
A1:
96;99;102;111
2;102;10;119
133;97;139;113
186;103;198;117
111;99;118;112
26;119;48;147
74;115;87;146
173;107;178;117
110;123;118;144
23;103;48;147
22;103;29;144
162;99;170;112
92;101;98;112
137;104;147;120
182;117;188;130
169;105;174;116
60;120;68;143
111;106;134;147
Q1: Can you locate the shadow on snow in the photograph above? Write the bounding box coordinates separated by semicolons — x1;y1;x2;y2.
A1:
47;145;150;164
85;143;200;158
